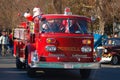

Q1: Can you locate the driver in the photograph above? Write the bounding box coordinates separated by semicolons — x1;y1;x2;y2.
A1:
42;23;50;33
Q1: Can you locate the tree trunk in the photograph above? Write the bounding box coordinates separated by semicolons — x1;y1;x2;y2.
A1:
52;0;62;14
99;19;105;34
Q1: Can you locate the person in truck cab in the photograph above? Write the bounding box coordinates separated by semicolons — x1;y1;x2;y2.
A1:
42;23;50;32
41;19;63;33
62;19;82;33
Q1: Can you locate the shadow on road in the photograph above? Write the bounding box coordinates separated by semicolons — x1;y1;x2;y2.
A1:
34;69;81;80
0;67;93;80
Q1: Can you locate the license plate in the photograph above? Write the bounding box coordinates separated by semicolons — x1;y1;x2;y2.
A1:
64;64;73;68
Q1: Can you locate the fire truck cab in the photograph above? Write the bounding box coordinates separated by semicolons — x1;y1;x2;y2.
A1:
13;8;100;79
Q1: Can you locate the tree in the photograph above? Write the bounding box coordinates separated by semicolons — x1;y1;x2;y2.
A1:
52;0;62;14
0;0;120;35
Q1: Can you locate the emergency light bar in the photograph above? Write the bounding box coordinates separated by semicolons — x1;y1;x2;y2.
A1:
64;7;72;15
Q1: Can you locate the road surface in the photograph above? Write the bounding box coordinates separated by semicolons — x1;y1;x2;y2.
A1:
0;54;120;80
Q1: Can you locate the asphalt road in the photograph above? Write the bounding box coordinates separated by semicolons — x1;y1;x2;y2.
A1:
0;54;120;80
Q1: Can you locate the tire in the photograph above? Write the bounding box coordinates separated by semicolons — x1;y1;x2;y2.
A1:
23;59;28;69
111;55;119;65
27;58;36;77
16;46;26;69
16;57;23;69
24;48;28;69
80;69;91;79
27;68;36;78
16;47;23;69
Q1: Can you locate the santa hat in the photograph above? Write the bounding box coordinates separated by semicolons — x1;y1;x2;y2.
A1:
24;12;33;21
33;7;42;17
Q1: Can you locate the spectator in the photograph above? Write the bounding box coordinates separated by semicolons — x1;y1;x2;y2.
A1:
0;33;2;55
8;32;13;54
0;30;9;56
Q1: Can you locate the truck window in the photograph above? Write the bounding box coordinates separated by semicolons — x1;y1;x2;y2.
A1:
39;18;90;34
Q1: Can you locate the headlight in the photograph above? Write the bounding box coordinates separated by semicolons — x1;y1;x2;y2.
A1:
81;46;92;53
45;45;56;52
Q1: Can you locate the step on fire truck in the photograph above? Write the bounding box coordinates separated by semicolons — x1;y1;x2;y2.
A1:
13;7;100;79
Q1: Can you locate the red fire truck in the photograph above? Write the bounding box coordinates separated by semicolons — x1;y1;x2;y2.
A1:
13;8;100;79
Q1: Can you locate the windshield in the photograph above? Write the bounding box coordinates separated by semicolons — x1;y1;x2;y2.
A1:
40;18;91;33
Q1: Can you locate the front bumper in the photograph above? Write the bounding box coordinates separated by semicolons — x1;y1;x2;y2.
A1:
100;57;112;63
30;62;101;69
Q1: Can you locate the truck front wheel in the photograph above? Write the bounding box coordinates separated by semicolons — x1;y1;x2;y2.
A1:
16;57;23;69
27;68;36;78
80;69;91;79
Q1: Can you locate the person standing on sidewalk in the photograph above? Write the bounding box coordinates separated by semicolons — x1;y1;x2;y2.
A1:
8;32;13;55
0;30;9;56
0;33;2;55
